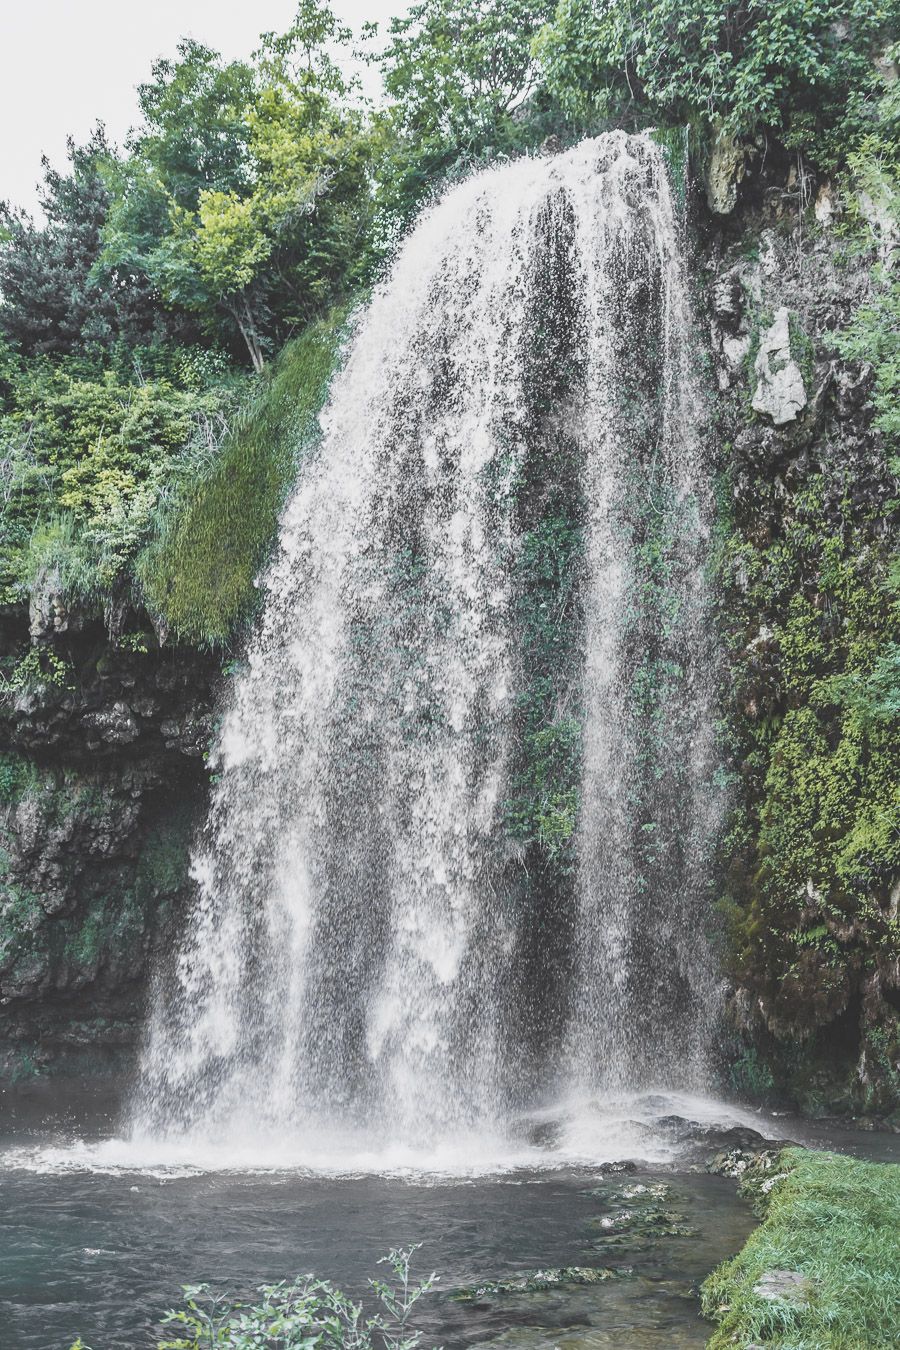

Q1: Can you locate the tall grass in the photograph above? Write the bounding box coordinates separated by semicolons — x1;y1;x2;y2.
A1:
702;1147;900;1348
137;310;348;647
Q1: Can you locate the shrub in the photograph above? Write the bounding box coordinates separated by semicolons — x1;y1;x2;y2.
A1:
155;1246;437;1350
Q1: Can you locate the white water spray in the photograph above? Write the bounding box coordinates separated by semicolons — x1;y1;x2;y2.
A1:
129;133;720;1165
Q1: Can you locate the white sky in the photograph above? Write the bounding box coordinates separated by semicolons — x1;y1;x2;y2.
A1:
0;1;401;214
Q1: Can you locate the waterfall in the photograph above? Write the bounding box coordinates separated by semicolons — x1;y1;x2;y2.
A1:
130;133;719;1163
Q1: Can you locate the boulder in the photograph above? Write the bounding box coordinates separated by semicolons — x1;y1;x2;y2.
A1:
751;308;807;426
753;1269;814;1306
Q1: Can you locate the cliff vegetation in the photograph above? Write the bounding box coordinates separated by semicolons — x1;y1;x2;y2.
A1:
1;0;898;1112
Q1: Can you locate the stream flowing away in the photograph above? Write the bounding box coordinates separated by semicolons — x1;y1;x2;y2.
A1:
122;131;720;1169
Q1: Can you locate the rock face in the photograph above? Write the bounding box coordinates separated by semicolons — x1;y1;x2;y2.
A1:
0;611;220;1078
705;126;747;214
706;153;898;1118
751;308;808;425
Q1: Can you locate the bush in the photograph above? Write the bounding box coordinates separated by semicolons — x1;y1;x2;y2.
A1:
0;357;243;605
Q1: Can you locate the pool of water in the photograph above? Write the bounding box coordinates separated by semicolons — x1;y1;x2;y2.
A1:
1;1085;896;1350
0;1163;756;1349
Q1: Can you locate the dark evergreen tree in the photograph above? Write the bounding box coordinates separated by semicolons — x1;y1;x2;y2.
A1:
0;128;182;357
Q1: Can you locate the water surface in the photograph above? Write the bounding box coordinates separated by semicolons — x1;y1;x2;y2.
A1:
3;1085;896;1350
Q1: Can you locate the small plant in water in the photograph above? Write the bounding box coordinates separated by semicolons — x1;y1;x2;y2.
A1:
156;1245;439;1350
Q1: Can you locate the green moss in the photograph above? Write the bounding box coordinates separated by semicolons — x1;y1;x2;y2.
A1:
649;123;693;215
719;460;900;1105
702;1148;900;1348
134;817;193;902
137;311;347;645
0;881;45;966
0;753;37;805
505;518;584;870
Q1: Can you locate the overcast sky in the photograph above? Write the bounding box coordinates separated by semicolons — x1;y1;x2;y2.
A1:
0;1;400;214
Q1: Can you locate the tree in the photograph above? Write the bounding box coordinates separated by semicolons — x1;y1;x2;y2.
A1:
377;0;553;145
0;129;173;357
536;0;899;172
132;39;256;208
101;7;372;371
368;0;554;237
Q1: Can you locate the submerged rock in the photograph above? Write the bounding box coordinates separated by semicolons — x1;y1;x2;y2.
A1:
453;1267;628;1302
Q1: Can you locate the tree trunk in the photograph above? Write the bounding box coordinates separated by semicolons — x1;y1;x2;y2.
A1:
227;293;266;373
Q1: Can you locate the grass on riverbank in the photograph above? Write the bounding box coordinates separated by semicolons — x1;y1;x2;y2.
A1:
702;1146;900;1348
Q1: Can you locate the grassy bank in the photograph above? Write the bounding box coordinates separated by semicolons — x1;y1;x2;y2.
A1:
702;1147;900;1348
137;310;347;646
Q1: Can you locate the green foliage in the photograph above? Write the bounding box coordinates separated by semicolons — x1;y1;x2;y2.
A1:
0;129;175;358
507;712;581;858
101;12;373;370
506;517;584;868
0;752;35;804
377;0;553;144
0;356;244;605
368;0;560;238
702;1148;900;1348
157;1246;436;1350
537;0;898;171
728;1044;777;1102
137;312;344;645
834;268;900;455
0;647;75;701
133;40;256;209
719;462;900;1087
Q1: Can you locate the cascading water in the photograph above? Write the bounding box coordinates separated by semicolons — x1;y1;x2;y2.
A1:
129;133;721;1166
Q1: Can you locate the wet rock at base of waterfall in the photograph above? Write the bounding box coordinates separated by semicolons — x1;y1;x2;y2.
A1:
751;308;808;426
753;1269;814;1306
584;1179;697;1254
597;1159;637;1174
707;1145;787;1179
705;127;747;214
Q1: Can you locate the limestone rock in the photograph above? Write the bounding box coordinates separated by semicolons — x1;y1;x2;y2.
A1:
705;127;746;214
814;182;839;226
712;268;745;332
751;308;807;426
